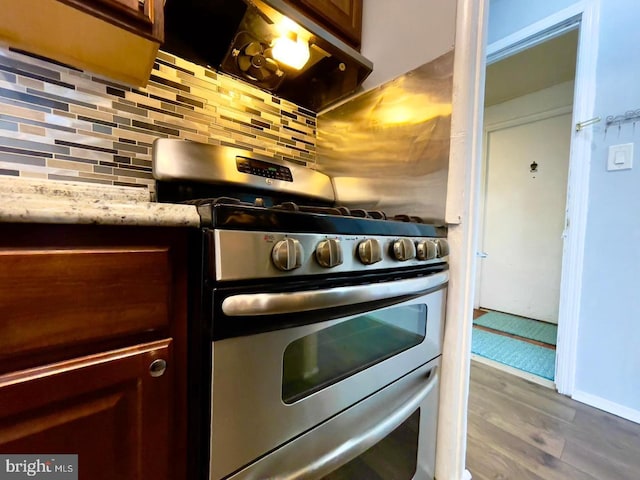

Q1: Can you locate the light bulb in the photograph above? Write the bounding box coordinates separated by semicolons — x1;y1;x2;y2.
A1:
272;35;310;70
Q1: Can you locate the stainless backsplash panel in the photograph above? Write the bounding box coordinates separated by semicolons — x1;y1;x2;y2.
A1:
316;50;454;223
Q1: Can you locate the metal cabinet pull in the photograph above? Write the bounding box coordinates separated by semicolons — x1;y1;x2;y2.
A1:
149;359;167;377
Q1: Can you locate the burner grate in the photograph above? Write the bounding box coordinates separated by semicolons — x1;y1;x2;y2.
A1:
185;197;426;223
183;197;254;207
271;202;390;220
392;214;424;223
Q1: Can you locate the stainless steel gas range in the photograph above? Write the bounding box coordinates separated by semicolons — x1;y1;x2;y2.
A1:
153;139;449;480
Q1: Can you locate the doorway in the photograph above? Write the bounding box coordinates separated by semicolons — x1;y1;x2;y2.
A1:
472;28;579;384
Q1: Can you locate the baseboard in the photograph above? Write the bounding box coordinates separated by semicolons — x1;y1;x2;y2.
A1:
471;355;556;389
572;390;640;424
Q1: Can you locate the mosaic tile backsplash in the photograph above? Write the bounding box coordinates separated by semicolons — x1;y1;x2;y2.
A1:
0;46;317;190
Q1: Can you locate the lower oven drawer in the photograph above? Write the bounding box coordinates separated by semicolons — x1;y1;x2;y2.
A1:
228;357;440;480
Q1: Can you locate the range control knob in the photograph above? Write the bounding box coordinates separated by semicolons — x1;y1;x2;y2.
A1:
316;239;343;268
392;238;416;261
435;239;450;258
357;238;382;265
416;240;438;260
272;238;303;271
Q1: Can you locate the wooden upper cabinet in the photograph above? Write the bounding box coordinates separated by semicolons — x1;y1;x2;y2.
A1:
94;0;155;27
0;0;164;86
61;0;164;43
286;0;363;50
0;340;173;480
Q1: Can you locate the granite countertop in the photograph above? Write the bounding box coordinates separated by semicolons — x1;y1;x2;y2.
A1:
0;177;200;227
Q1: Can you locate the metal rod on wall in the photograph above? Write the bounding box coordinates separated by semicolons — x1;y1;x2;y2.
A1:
575;116;601;132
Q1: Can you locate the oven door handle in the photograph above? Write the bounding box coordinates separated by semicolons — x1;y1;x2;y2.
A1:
222;271;448;317
268;366;439;480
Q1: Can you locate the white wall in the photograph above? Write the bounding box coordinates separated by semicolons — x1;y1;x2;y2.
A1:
360;0;457;90
489;0;640;419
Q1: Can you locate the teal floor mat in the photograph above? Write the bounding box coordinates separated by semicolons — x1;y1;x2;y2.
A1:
474;311;557;345
471;328;556;380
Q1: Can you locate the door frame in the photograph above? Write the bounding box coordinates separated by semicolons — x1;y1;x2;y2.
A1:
482;0;600;396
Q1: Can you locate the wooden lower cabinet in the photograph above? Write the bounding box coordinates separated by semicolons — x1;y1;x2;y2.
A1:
0;340;172;480
0;224;189;479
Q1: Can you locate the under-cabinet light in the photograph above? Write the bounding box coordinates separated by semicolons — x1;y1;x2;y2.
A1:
272;33;310;70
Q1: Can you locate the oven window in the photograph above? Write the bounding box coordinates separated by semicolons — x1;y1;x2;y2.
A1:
282;304;427;403
321;409;420;479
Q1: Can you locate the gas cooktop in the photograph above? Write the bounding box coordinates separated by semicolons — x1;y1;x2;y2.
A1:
153;139;448;284
153;138;446;235
171;196;444;238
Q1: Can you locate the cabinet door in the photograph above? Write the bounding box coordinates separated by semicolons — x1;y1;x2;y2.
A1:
1;0;163;85
0;340;172;480
95;0;153;25
60;0;164;42
297;0;362;49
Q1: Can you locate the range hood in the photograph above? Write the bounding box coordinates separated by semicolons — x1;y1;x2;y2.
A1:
162;0;373;112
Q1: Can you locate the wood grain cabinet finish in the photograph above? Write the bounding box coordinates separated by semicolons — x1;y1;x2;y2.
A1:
0;247;172;367
62;0;164;42
0;224;188;479
0;0;164;86
286;0;363;49
0;340;172;480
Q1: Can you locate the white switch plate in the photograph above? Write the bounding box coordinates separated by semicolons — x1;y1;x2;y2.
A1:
607;143;633;171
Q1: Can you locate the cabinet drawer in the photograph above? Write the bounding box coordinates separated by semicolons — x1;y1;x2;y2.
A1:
0;246;172;362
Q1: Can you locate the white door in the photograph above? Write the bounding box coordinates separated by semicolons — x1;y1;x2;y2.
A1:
478;112;572;323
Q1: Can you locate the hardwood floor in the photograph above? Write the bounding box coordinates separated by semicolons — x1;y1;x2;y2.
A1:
466;361;640;480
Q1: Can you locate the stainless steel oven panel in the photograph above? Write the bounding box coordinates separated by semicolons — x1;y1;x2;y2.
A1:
210;285;446;480
227;358;441;480
213;230;448;281
153;139;335;202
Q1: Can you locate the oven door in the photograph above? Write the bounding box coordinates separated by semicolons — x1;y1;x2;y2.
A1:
229;357;440;480
210;271;447;480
